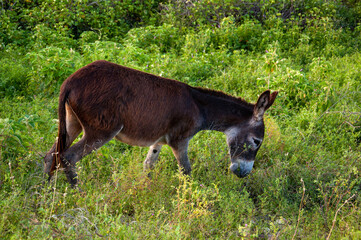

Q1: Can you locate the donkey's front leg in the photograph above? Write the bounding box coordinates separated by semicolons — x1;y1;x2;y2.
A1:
144;144;162;171
170;141;191;175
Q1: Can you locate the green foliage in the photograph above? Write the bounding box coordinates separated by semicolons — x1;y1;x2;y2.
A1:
0;55;29;97
125;24;183;53
1;0;361;239
26;46;81;96
1;0;166;46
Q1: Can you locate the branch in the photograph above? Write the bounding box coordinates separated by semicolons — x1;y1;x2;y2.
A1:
326;194;356;240
292;178;305;240
325;111;361;115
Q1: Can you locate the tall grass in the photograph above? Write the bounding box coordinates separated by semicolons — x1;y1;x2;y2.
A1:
1;0;361;238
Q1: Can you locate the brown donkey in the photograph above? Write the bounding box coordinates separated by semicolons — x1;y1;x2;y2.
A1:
44;60;278;186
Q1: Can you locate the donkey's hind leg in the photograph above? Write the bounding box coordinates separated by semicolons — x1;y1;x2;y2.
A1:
44;104;82;179
61;130;119;187
144;144;163;172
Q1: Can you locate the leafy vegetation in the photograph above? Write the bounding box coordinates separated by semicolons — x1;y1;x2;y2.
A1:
1;0;361;239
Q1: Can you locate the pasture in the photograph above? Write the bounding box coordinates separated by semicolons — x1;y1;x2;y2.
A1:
1;1;361;239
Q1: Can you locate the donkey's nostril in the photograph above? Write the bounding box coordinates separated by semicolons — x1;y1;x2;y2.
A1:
230;163;247;178
230;162;239;173
230;160;254;178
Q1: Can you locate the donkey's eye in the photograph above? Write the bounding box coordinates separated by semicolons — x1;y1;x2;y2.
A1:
253;138;261;147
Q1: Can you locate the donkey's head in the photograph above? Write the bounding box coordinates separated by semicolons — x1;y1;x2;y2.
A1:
225;90;278;178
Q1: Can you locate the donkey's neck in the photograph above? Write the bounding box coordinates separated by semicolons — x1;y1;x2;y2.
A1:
190;87;254;132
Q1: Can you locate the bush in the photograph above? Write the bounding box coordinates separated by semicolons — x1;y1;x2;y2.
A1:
0;54;29;97
125;24;183;53
1;0;166;48
26;46;81;97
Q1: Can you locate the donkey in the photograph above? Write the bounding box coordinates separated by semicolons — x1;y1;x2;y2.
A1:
44;60;278;186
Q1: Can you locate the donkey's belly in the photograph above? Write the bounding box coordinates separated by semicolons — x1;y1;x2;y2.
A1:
114;133;167;147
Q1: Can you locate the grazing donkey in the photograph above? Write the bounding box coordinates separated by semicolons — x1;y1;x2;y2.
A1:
44;60;278;186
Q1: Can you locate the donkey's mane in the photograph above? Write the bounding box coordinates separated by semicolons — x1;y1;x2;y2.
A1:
192;86;255;111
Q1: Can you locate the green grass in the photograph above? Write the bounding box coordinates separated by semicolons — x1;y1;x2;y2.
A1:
1;1;361;239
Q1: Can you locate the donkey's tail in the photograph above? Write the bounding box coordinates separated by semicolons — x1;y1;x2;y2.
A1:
50;88;71;172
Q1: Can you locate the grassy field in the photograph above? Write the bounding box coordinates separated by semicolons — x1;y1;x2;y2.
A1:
1;1;361;239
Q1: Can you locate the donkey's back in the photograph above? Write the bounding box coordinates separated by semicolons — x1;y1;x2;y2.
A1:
66;60;201;142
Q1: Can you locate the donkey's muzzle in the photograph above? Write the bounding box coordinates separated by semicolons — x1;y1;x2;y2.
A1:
230;159;254;178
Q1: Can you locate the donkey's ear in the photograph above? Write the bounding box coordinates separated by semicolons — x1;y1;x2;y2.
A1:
266;91;278;111
253;90;278;121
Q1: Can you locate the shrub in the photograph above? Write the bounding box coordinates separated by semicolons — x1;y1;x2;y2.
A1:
0;54;29;97
125;24;183;53
81;41;124;63
26;46;81;96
